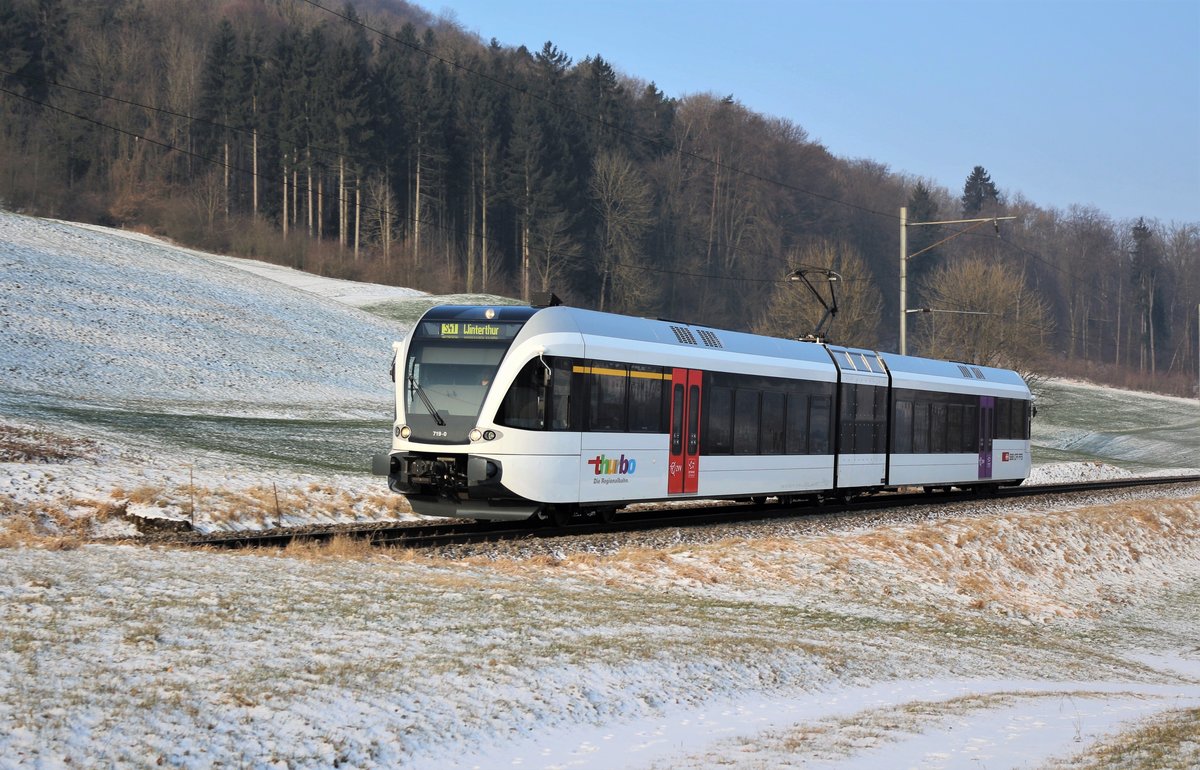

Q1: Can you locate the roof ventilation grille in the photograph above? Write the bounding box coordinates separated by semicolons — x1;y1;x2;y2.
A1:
972;367;986;379
698;330;723;348
957;365;974;378
670;326;698;345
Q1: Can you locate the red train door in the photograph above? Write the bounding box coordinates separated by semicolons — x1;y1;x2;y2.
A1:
669;368;703;494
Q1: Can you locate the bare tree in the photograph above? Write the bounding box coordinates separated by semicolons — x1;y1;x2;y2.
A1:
754;239;881;347
914;258;1052;372
591;150;653;312
530;209;579;294
365;173;396;261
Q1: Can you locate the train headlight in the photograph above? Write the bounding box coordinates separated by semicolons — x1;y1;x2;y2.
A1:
398;425;411;439
469;428;483;442
483;430;497;441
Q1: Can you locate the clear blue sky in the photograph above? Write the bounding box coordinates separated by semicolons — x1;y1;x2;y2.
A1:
431;0;1200;224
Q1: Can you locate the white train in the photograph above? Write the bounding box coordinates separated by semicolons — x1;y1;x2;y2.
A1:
373;302;1032;524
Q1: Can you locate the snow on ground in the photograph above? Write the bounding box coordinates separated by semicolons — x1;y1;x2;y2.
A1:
3;210;1200;768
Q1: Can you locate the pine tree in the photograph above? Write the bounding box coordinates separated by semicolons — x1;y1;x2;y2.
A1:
906;181;941;285
1130;217;1166;373
196;19;240;219
960;165;999;217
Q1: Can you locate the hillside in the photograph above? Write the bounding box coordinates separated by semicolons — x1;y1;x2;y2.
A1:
3;0;1197;393
2;212;1200;768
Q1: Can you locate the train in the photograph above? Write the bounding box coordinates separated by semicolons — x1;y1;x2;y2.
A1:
372;300;1032;524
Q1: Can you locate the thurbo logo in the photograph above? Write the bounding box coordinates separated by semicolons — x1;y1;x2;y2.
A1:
587;454;637;475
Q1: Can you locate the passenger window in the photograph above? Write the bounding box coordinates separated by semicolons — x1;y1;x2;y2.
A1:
587;361;627;432
931;403;947;453
996;399;1011;440
913;402;930;453
809;396;831;455
550;358;573;430
733;390;759;455
894;400;913;454
628;365;664;433
786;393;808;454
761;392;785;455
948;405;963;453
839;384;857;453
705;387;732;454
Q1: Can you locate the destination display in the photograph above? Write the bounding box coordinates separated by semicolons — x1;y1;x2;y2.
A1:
417;320;524;340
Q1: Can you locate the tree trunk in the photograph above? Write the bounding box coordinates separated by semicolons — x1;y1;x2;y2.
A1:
281;160;288;238
338;155;346;251
223;140;230;219
414;133;423;268
354;180;361;261
252;127;258;219
466;156;476;292
481;149;490;293
306;150;313;238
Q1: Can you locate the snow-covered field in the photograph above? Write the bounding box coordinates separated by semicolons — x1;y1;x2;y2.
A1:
3;210;1200;768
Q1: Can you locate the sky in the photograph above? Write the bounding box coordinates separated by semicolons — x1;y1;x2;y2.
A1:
430;0;1200;224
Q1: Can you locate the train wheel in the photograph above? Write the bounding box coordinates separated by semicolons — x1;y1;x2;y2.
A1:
598;507;616;524
551;505;577;528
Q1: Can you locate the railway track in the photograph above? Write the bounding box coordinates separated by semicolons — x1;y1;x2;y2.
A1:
133;473;1200;551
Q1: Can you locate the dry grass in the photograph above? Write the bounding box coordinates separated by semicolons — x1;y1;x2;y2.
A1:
1048;706;1200;769
712;690;1152;768
0;509;83;550
282;534;378;561
0;423;100;463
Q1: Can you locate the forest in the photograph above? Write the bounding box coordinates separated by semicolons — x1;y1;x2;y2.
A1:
2;0;1198;395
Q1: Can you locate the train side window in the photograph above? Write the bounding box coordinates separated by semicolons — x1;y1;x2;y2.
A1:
995;399;1011;440
496;358;546;430
947;404;963;453
913;402;930;453
705;386;732;454
963;404;977;452
550;358;573;430
931;403;947;453
855;385;876;454
733;389;760;454
839;384;857;454
587;360;627;432
809;396;831;455
628;365;664;433
872;386;888;453
761;391;785;455
786;393;808;454
894;400;913;454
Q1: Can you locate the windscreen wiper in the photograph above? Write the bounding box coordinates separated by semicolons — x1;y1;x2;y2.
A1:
407;375;446;426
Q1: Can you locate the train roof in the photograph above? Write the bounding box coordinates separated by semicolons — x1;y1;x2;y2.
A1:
519;304;836;370
413;304;1030;395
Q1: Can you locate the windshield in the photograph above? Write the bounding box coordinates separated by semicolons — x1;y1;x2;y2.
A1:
400;309;533;443
404;340;508;442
